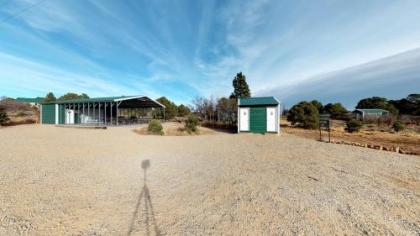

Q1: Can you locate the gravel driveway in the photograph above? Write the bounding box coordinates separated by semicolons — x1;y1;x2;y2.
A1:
0;125;419;235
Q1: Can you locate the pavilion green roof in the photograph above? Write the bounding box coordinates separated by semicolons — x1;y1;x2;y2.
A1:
16;97;44;103
42;96;130;104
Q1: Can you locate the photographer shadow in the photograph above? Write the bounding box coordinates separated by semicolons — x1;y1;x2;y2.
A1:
127;160;160;236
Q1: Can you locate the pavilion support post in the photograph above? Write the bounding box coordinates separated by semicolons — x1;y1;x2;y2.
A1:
98;103;101;125
77;103;79;124
116;102;119;125
87;103;90;123
82;103;85;124
104;102;107;125
110;102;113;125
73;103;75;124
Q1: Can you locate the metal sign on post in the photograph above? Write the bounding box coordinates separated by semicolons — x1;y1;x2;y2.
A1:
319;114;331;142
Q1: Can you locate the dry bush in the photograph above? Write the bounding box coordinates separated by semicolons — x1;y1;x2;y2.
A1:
400;115;420;125
346;119;362;133
3;118;36;126
201;121;237;131
363;115;395;129
378;116;395;128
0;98;32;112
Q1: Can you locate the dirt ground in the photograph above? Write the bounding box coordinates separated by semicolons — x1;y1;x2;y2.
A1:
0;125;419;235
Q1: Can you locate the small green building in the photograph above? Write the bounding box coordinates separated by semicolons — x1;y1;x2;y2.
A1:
237;97;280;134
40;96;165;126
353;109;389;120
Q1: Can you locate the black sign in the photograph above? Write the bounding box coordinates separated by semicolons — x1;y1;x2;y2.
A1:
319;119;330;129
319;114;331;142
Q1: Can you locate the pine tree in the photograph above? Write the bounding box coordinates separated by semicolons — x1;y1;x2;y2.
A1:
230;72;251;99
44;92;56;103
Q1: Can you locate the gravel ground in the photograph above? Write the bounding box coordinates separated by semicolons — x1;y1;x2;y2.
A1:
0;125;419;235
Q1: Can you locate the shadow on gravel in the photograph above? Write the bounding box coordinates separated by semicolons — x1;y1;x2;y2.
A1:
127;160;161;236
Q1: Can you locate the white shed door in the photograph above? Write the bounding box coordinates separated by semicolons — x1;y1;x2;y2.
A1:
267;107;276;132
239;108;249;131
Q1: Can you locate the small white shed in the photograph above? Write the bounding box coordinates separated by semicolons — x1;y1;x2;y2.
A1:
237;97;280;134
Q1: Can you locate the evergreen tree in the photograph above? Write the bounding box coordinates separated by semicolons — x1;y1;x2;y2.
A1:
177;104;191;117
156;97;178;120
44;92;56;103
59;92;90;100
230;72;251;99
310;100;323;113
287;101;319;129
323;103;348;119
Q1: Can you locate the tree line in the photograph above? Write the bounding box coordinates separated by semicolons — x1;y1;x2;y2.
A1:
43;92;89;102
357;95;420;116
286;94;419;131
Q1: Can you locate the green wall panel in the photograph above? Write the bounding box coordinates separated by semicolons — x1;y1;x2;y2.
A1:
59;105;65;124
41;104;56;124
250;107;266;133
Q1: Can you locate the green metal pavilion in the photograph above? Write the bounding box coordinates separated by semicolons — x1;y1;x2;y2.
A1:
40;96;165;126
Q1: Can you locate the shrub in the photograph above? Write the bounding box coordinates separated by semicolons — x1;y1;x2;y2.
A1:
185;114;199;133
346;119;362;133
147;119;163;135
177;104;191;117
0;108;9;125
392;120;405;132
322;103;348;120
0;98;31;111
287;101;319;129
16;111;26;117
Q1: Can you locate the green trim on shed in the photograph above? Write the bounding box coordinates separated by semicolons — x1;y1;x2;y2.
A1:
250;107;267;133
41;104;56;124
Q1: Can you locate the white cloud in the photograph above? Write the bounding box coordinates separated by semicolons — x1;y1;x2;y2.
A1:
0;52;148;97
260;48;420;108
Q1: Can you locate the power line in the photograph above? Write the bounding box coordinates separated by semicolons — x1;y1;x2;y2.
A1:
0;0;48;26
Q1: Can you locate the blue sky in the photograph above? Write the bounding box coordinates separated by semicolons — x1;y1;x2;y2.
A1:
0;0;419;108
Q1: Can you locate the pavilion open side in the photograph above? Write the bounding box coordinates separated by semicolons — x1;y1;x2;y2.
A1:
40;96;165;126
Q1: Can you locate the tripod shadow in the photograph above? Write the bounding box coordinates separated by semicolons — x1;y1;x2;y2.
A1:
127;160;161;236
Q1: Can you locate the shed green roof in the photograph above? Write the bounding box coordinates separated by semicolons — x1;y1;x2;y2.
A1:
238;97;279;106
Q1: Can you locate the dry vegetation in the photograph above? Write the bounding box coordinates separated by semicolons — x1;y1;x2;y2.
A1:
281;118;420;155
0;125;419;235
0;99;38;126
134;122;220;136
